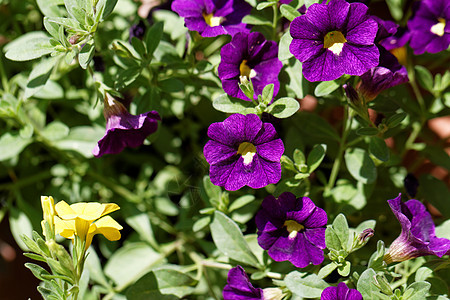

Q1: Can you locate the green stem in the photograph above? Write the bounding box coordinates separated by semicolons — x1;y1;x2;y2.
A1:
324;107;352;194
0;56;9;93
0;170;52;190
272;5;278;40
200;259;283;280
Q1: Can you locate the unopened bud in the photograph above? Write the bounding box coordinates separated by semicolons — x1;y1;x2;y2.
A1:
343;83;361;106
69;35;80;45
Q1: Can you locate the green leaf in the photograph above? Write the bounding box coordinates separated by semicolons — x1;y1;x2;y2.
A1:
212;93;256;114
386;112;407;128
286;59;305;98
293;149;306;165
242;15;272;26
193;216;211;232
126;213;158;249
229;195;255;212
203;175;221;208
131;37;146;58
265;97;300;118
145;22;164;57
345;148;377;184
210;211;260;267
307;144;326;172
4;31;53;61
419;174;450;218
314;80;339;97
47;17;80;30
280;4;301;21
104;242;166;287
25;57;57;98
126;269;197;300
318;263;338;279
337;260;351;276
261;84;274;105
41;121;70;141
356;127;379;136
415;65;433;92
278;30;293;61
305;0;321;8
85;247;110;288
333;214;350;252
256;1;277;10
369;137;390;162
294;112;340;141
79;40;95;69
36;0;65;17
53;126;105;158
65;0;86;25
357;268;381;299
0;133;32;161
159;78;185;93
403;282;431;300
100;0;118;20
385;0;404;21
285;272;329;298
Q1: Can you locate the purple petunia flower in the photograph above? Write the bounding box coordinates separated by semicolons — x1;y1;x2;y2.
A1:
321;282;362;300
171;0;251;37
380;27;411;51
289;0;379;82
384;194;450;264
93;94;160;158
203;114;284;191
255;192;327;268
407;0;450;55
218;32;283;101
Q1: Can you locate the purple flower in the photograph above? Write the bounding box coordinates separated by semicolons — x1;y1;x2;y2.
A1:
203;114;284;191
218;32;282;101
171;0;251;37
129;20;146;43
255;192;327;268
358;47;409;100
223;266;263;300
93;94;160;158
289;0;379;82
321;282;362;300
384;194;450;264
380;27;411;51
407;0;450;54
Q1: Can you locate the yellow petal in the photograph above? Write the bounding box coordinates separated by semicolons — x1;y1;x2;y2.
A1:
54;216;76;239
55;200;78;220
71;202;104;221
41;196;55;217
100;203;120;217
85;216;122;248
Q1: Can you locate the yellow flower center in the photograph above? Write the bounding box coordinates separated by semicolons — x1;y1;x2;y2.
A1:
203;12;223;27
284;219;304;239
239;60;257;84
323;31;347;55
430;18;446;37
237;142;257;165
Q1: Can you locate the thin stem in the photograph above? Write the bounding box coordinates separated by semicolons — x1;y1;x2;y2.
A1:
0;56;9;93
272;5;278;40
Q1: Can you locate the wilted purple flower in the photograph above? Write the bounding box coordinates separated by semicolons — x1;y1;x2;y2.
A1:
203;114;284;191
289;0;379;82
372;16;398;43
93;94;160;158
171;0;251;37
223;266;263;300
321;282;362;300
358;47;408;100
407;0;450;54
255;192;327;268
384;194;450;264
218;32;282;101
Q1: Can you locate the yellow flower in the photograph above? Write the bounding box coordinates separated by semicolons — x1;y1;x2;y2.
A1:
54;201;122;248
41;196;55;238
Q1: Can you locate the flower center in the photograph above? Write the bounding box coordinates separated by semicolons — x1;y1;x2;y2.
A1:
430;18;446;37
203;12;223;27
283;219;304;239
323;31;347;55
239;60;257;84
237;142;257;165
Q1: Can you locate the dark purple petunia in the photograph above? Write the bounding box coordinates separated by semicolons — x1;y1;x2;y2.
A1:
218;32;283;101
321;282;362;300
358;47;409;100
384;194;450;264
223;266;263;300
380;27;411;51
255;192;327;268
93;94;160;158
129;20;146;43
171;0;251;37
289;0;379;82
203;114;284;191
407;0;450;54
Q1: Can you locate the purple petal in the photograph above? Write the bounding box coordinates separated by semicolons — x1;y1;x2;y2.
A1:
256;139;284;162
204;140;237;165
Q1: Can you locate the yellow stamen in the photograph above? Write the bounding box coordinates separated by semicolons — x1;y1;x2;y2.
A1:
430;18;446;37
239;60;257;84
324;31;347;55
284;219;304;239
203;12;223;27
237;142;257;165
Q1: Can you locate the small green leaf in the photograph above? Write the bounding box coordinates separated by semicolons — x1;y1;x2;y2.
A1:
307;144;326;172
333;214;350;252
356;127;379;136
203;175;222;208
4;31;53;61
386;112;407;128
344;148;377;184
25;57;57;98
79;40;95;69
415;65;433;92
193;216;211;232
229;195;255;212
266;97;300;118
337;260;351;276
242;15;272;26
212;94;255;114
26;263;51;281
369;136;390;162
314;80;339;97
318;263;338;279
326;227;341;251
293;149;306;165
131;37;146;58
279;29;293;61
145;22;164;57
210;211;260;267
280;4;301;21
294;112;340;141
256;1;277;10
357;268;380;299
261;84;274;105
403;282;431;300
285;272;329;298
41;121;70;141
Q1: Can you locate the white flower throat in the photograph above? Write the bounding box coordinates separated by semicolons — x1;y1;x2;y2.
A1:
237;142;257;165
324;31;347;55
430;18;446;37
